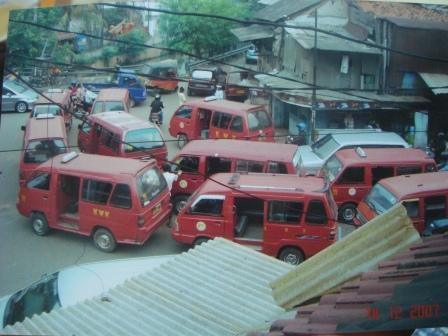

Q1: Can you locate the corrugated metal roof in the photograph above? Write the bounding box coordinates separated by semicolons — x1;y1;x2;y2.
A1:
270;203;421;310
2;238;294;336
255;0;322;22
383;17;448;31
230;24;275;42
249;233;448;336
285;26;381;54
419;72;448;95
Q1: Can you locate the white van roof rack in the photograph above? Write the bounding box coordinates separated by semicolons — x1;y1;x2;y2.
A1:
61;152;78;163
36;113;55;120
355;146;367;158
204;96;217;102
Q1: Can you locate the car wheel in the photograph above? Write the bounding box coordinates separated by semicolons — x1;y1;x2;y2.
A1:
279;247;304;265
31;213;50;236
129;98;136;108
194;237;209;246
177;133;188;149
173;195;189;215
339;203;357;224
15;101;28;113
93;228;116;253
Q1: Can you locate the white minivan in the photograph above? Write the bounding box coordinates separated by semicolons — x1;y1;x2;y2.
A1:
296;132;410;176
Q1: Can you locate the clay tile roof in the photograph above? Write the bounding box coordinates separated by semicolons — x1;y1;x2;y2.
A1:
249;233;448;336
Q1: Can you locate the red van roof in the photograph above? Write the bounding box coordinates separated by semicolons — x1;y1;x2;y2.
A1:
25;116;67;141
380;171;448;199
38;152;154;177
185;98;265;117
34;90;70;105
199;173;325;196
88;111;159;134
96;88;129;101
179;139;298;162
335;147;434;165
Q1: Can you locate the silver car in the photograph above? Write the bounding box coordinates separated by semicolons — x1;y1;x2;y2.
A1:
2;79;39;113
0;254;174;328
296;132;410;176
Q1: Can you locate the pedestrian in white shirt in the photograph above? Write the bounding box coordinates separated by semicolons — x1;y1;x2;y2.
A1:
178;87;186;105
162;163;182;191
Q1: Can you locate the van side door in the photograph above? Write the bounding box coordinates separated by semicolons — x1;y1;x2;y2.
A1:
20;171;53;222
333;166;367;207
210;111;232;140
78;120;93;152
172;155;204;196
97;128;120;157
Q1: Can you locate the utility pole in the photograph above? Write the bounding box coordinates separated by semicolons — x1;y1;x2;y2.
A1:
310;9;318;144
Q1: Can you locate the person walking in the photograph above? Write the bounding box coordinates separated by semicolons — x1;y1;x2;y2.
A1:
178;87;186;105
150;94;164;125
162;163;182;191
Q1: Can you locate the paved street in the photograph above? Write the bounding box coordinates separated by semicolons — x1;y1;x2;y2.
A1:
0;89;189;297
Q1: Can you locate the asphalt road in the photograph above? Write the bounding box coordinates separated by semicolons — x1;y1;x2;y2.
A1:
0;89;189;297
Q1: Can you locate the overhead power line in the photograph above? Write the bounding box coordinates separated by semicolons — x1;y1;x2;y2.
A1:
98;2;448;64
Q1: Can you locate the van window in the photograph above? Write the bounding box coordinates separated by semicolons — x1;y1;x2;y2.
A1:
236;160;264;173
191;197;223;216
137;168;167;206
24;139;66;164
110;184;132;209
403;200;419;218
337;167;365;184
212;111;232;129
306;200;328;225
247;110;271;131
82;179;113;204
312;135;339;160
27;172;51;190
177;156;199;173
175;106;192;119
397;166;422;175
32;105;62;117
80;120;92;134
267;162;288;174
268;201;303;224
424;195;446;223
99;129;120;152
372;166;394;185
230;116;243;132
124;128;164;152
365;183;397;214
92;102;124;114
206;157;232;175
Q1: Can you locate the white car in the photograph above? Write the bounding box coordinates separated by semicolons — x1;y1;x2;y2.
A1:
0;254;174;328
2;79;39;113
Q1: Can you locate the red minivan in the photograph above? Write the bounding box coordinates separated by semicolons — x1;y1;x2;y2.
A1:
355;172;448;234
31;89;73;129
170;139;300;213
172;172;338;265
168;98;275;148
19;114;69;185
78;111;167;166
17;152;171;252
320;147;437;223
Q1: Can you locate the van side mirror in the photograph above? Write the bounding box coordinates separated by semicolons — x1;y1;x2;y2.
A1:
21;125;25;131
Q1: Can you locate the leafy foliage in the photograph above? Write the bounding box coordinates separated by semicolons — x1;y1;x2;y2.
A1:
159;0;251;57
116;28;149;59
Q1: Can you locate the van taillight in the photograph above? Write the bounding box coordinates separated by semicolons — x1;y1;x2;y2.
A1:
137;215;145;227
329;229;336;240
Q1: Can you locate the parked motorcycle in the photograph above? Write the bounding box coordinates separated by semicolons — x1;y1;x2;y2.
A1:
285;123;307;146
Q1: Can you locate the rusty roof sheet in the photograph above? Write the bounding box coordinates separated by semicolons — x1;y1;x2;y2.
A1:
249;233;448;336
419;73;448;95
2;238;294;335
255;0;322;22
230;24;275;42
383;17;448;31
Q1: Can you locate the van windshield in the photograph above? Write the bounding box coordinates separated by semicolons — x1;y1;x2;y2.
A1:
124;128;164;152
32;105;62;117
247;110;271;131
322;155;342;182
92;102;125;114
364;183;398;214
192;70;213;80
24;139;67;163
137;167;167;207
312;135;339;160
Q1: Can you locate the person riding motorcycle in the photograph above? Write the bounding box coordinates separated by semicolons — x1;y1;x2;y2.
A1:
150;94;164;125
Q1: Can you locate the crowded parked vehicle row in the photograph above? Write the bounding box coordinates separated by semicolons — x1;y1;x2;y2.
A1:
12;83;448;265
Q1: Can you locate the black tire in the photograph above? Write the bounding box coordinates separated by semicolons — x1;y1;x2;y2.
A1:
339;203;357;224
173;195;189;215
93;228;117;253
31;213;50;236
177;133;188;149
194;237;209;246
15;101;28;113
279;247;304;265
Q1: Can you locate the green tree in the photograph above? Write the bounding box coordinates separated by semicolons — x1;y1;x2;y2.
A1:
116;28;148;62
159;0;251;58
